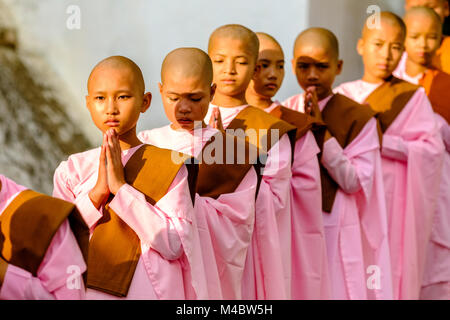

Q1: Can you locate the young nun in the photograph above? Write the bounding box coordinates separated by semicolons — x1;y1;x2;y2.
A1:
205;24;297;299
0;174;88;299
283;27;393;300
335;12;445;300
394;6;450;300
138;47;260;300
245;32;331;300
53;56;207;300
396;0;450;74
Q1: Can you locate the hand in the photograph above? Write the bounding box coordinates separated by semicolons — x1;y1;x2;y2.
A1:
105;129;126;194
209;107;224;131
88;134;110;209
304;86;322;121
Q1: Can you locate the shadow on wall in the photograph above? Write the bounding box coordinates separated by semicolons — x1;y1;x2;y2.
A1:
0;1;92;194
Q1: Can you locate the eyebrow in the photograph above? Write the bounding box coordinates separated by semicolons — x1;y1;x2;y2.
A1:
213;54;249;59
166;91;204;95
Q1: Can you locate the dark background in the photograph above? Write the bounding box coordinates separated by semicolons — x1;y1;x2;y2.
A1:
444;0;450;35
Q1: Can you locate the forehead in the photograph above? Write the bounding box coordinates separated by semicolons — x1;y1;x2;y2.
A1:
407;0;444;7
365;20;404;42
406;13;441;31
88;66;137;91
209;36;255;58
294;43;335;62
258;48;284;62
163;74;210;93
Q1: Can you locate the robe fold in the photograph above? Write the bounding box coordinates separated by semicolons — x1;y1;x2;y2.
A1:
205;104;293;299
266;100;331;299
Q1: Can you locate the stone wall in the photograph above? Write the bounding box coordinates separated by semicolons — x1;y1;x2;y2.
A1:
0;0;92;194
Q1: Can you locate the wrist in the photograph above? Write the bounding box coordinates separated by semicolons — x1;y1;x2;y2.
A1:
110;181;126;195
89;189;108;209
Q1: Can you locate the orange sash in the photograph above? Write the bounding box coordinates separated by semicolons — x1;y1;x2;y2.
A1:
364;76;419;133
0;190;89;277
419;68;450;124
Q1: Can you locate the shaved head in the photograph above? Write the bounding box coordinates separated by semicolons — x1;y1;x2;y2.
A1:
161;47;212;85
88;55;145;94
293;27;339;61
256;32;283;53
404;5;443;30
208;24;259;61
362;11;407;41
405;0;450;22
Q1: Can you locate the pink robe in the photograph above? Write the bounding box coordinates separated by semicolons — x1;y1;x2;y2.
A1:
392;70;450;299
0;175;86;300
138;125;258;300
335;81;445;300
265;101;331;300
53;144;208;300
205;104;292;299
283;94;393;300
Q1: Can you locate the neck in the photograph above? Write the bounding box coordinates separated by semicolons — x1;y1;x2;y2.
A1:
117;128;142;150
362;71;387;84
245;89;273;110
317;88;334;102
212;91;247;108
405;57;428;77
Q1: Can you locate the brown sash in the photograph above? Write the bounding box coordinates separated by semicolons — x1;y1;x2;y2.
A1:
196;131;264;200
86;144;195;297
419;68;450;124
364;76;419;133
269;105;326;141
0;190;89;277
318;94;377;213
227;106;297;153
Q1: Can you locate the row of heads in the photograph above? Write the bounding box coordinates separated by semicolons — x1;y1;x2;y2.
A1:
84;6;446;133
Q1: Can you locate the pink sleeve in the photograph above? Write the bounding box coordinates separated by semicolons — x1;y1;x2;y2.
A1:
261;134;292;211
108;165;192;261
321;118;379;196
0;221;86;300
52;162;102;231
381;134;409;161
382;91;444;161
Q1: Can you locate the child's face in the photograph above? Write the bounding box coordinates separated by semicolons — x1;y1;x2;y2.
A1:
86;66;150;136
405;14;442;67
357;21;405;82
159;74;215;131
292;44;342;100
252;47;285;98
209;37;257;98
405;0;449;22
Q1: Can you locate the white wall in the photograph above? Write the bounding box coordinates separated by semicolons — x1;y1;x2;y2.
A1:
4;0;310;144
4;0;406;145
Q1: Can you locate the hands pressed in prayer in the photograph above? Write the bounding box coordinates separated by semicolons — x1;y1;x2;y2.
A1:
304;86;322;121
89;133;110;209
89;129;126;209
104;129;126;195
209;106;224;131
